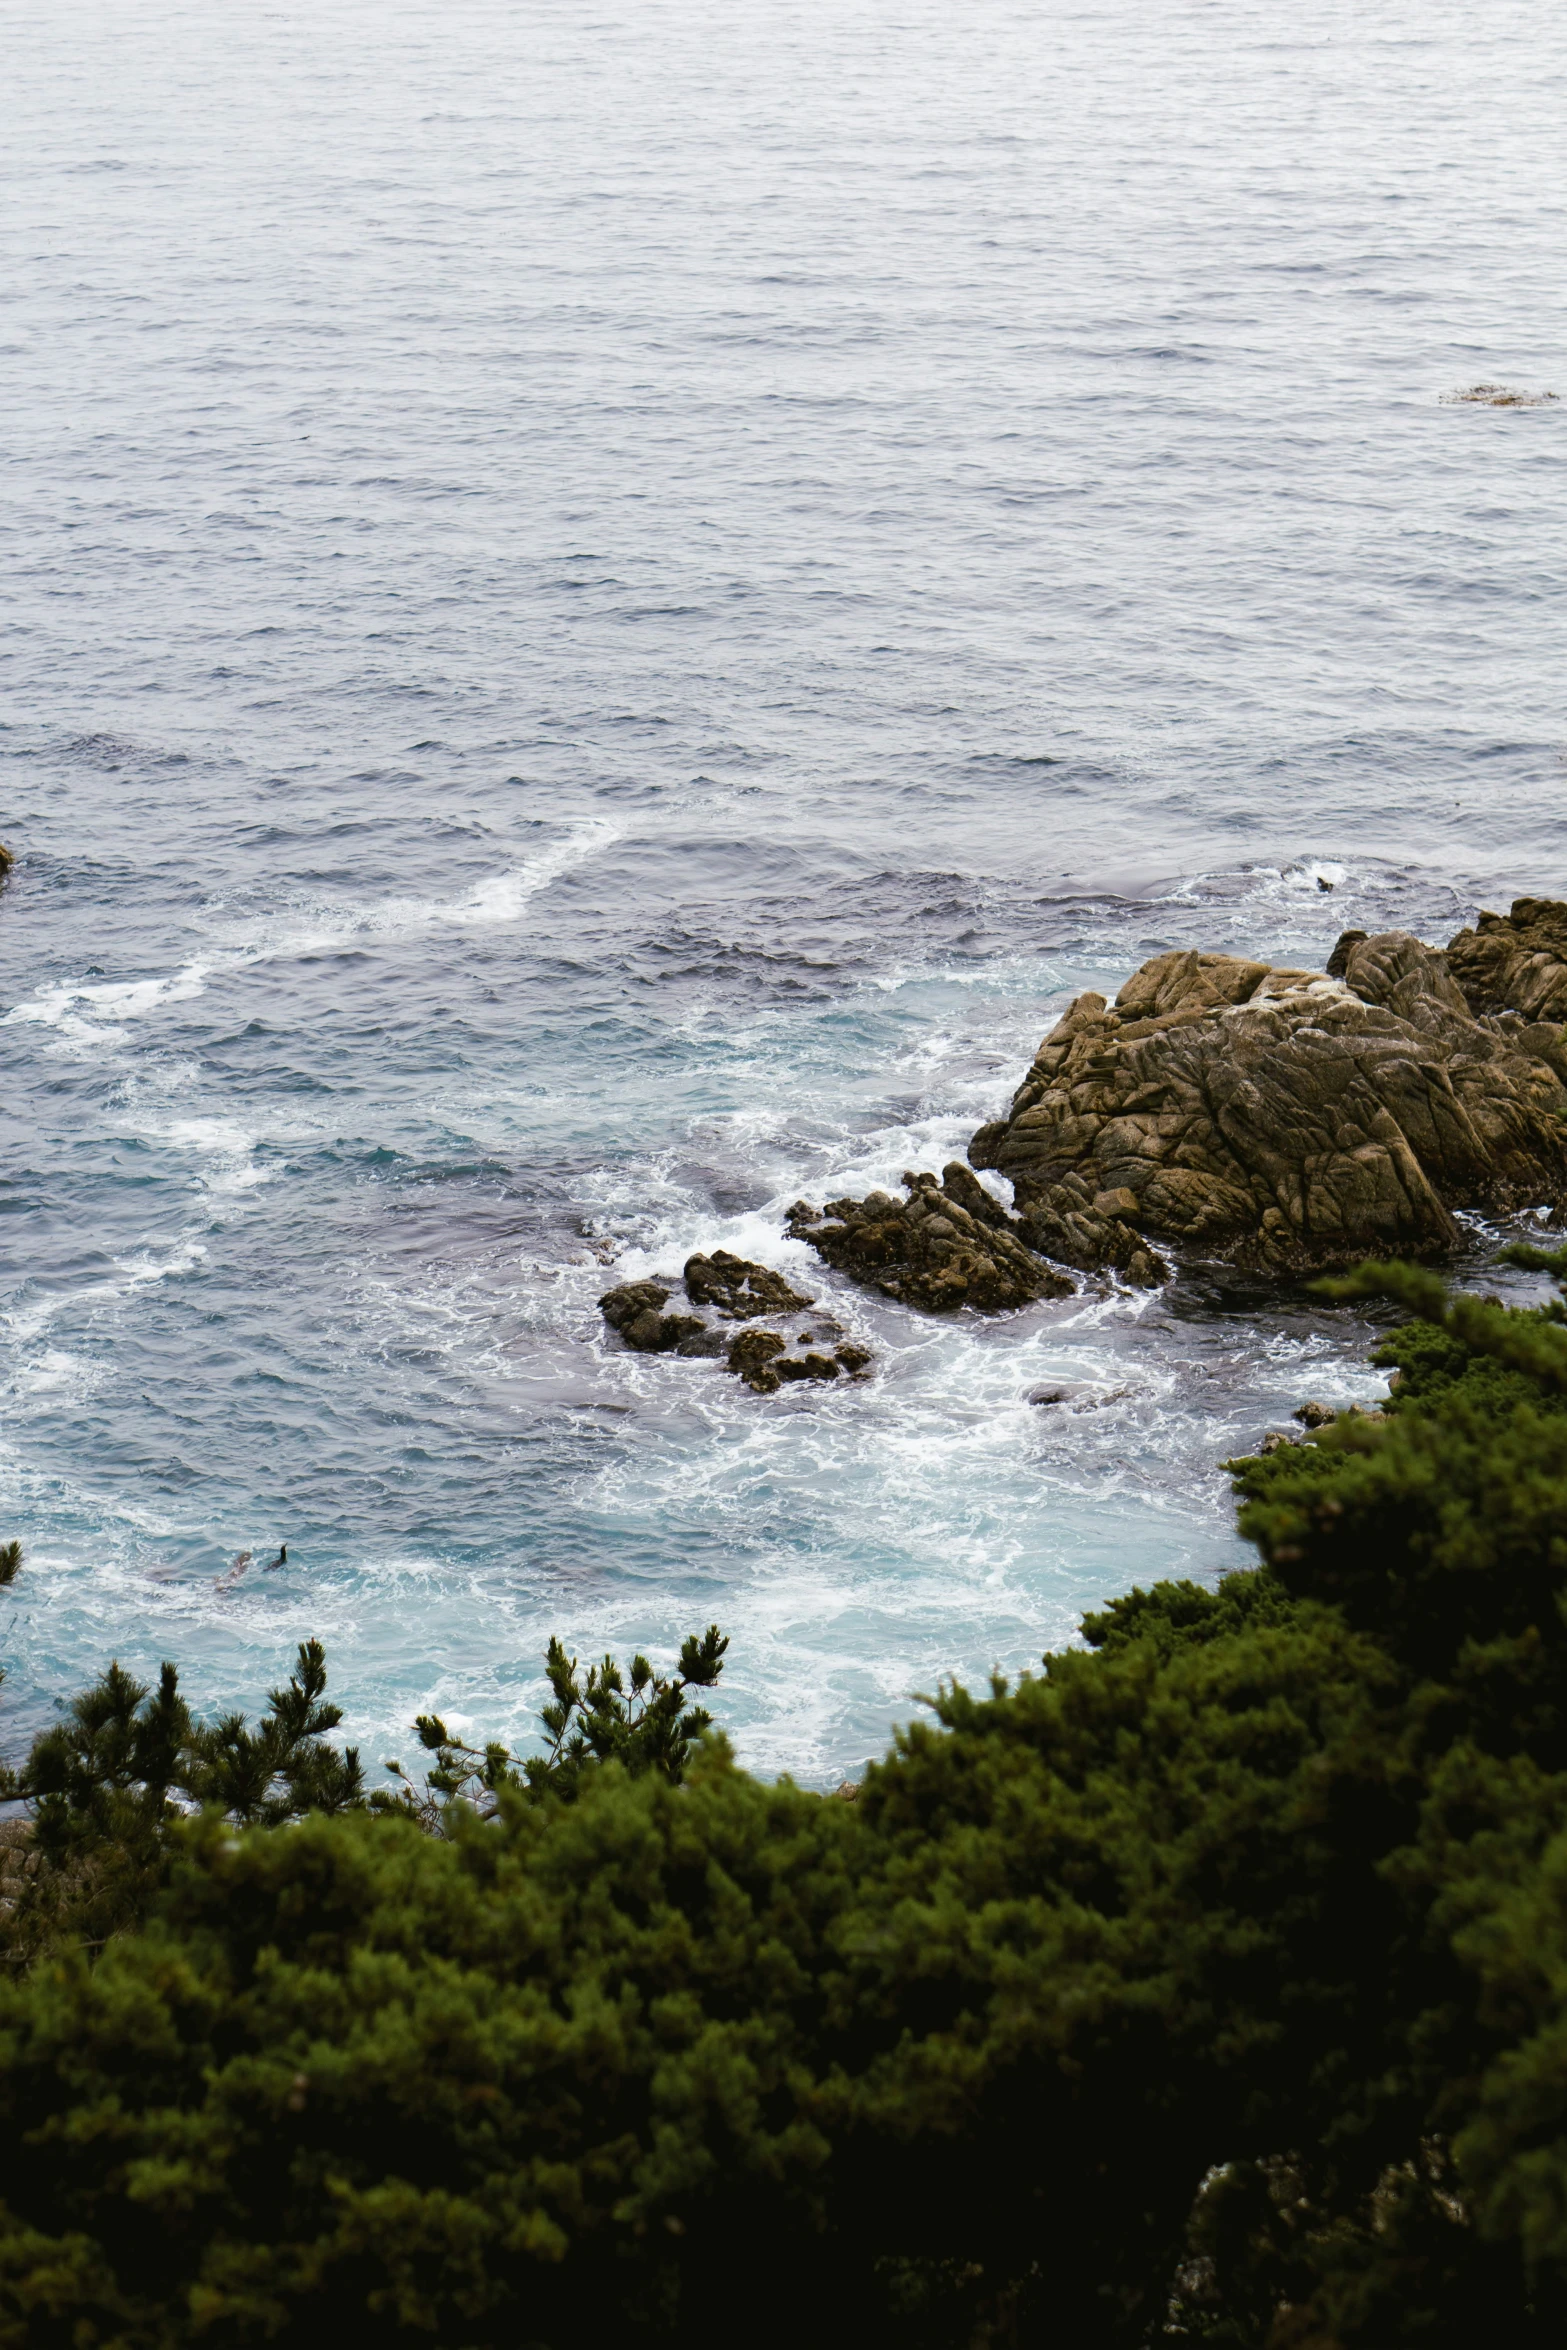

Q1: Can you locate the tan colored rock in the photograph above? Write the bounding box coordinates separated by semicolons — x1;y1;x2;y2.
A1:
969;925;1567;1280
1445;898;1567;1026
786;1162;1075;1312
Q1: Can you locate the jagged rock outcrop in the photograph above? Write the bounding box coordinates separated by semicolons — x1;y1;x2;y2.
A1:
683;1252;812;1319
786;1162;1076;1311
725;1328;873;1395
1445;899;1567;1029
968;919;1567;1280
598;1281;709;1355
599;1256;873;1391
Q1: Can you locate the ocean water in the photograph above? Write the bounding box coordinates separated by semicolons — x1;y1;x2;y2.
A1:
2;0;1565;1784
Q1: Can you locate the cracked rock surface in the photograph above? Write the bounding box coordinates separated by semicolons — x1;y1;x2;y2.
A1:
1445;898;1567;1029
786;1162;1076;1312
599;1256;874;1391
968;912;1567;1280
682;1251;812;1319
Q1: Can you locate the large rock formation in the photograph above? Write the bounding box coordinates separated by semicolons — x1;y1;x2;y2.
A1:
1445;899;1567;1026
968;910;1567;1281
786;1163;1076;1311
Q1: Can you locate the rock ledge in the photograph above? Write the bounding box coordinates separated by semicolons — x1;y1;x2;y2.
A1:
787;1162;1075;1312
968;909;1567;1280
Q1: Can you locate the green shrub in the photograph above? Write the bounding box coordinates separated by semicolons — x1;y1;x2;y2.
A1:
7;1262;1567;2342
377;1625;728;1824
0;1644;362;1962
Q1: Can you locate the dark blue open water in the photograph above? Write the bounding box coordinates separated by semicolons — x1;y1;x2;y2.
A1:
3;0;1565;1781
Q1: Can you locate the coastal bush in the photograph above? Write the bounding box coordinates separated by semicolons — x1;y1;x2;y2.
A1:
0;1628;730;1963
376;1624;729;1825
5;1262;1567;2341
0;1642;363;1963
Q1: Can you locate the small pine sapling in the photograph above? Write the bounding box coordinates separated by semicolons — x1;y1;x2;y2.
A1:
0;1640;363;1953
180;1640;364;1823
378;1624;728;1825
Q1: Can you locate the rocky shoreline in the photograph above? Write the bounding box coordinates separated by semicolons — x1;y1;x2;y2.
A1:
600;899;1567;1384
785;1162;1074;1313
600;1253;874;1394
969;900;1567;1282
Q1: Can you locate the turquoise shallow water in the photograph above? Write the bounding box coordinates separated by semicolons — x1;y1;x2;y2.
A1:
2;0;1565;1782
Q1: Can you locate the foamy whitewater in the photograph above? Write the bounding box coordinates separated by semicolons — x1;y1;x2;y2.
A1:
3;0;1565;1782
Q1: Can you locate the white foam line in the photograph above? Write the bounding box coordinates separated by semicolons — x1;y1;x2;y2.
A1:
1;821;620;1042
4;1236;207;1346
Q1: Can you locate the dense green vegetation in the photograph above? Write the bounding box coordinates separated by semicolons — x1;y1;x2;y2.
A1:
6;1253;1567;2344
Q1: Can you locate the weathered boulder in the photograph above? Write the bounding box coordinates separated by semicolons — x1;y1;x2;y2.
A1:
726;1328;870;1395
600;1258;874;1390
968;924;1567;1280
683;1251;812;1318
598;1281;706;1354
778;1351;842;1384
728;1329;788;1391
786;1162;1076;1312
1445;898;1567;1028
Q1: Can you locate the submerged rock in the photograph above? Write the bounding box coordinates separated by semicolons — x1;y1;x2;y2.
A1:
969;917;1567;1280
1441;383;1559;407
675;1326;731;1359
786;1162;1075;1313
1028;1382;1136;1410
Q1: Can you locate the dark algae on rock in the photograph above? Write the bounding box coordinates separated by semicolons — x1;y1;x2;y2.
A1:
787;1161;1075;1312
723;1326;865;1394
600;1253;873;1393
681;1250;812;1319
597;1279;707;1355
968;906;1567;1281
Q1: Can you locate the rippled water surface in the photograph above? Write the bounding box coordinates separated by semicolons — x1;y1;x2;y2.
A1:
3;0;1565;1779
